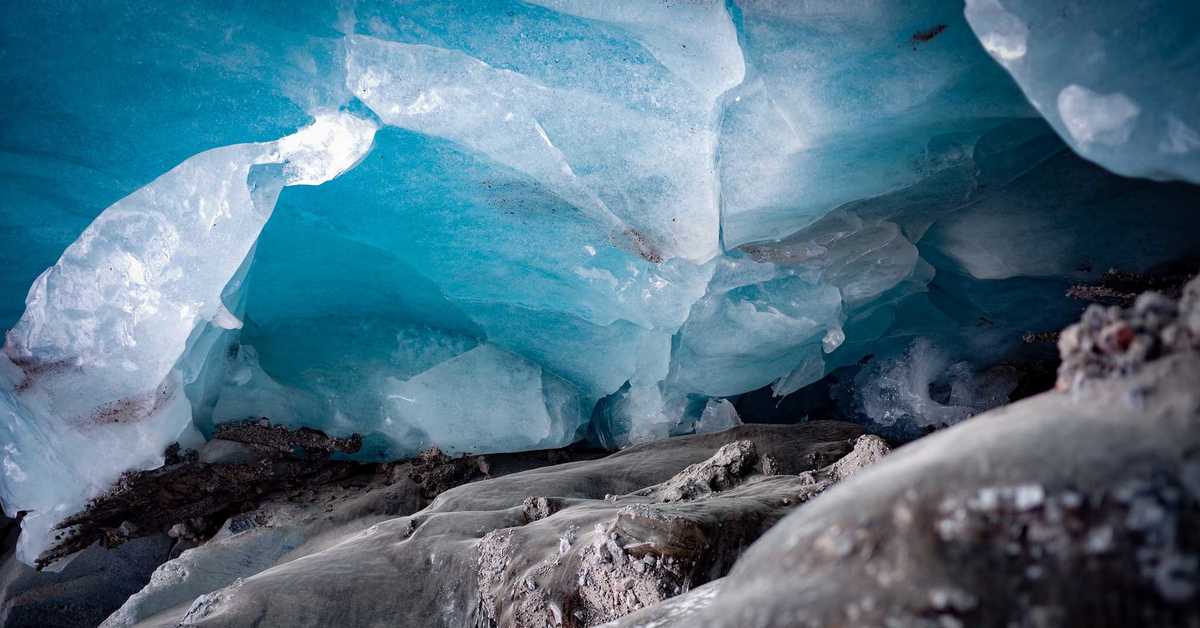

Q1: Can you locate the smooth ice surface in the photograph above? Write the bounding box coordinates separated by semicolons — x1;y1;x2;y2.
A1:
694;399;743;435
965;0;1200;183
1;0;1198;565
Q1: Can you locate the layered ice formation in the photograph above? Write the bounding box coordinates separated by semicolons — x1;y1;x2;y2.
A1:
1;0;1198;564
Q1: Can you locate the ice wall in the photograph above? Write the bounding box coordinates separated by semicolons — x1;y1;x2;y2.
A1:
345;0;743;263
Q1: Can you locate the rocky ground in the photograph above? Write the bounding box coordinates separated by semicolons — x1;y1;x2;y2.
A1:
3;417;882;627
104;421;873;627
2;425;606;627
612;349;1200;626
4;277;1200;627
611;275;1200;628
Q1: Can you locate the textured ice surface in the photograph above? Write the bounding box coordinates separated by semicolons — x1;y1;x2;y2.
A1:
719;0;1037;246
965;0;1200;183
1;0;1198;565
851;338;1018;429
0;112;376;563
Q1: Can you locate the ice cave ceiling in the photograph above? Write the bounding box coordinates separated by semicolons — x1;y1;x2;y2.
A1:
1;0;1199;564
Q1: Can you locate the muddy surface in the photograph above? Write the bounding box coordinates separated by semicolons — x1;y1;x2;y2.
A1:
35;420;608;572
37;421;370;569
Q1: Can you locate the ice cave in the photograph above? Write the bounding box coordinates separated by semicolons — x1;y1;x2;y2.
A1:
2;1;1199;626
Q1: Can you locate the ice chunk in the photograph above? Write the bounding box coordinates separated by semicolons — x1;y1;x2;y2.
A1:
668;265;843;398
0;2;351;331
3;110;374;416
965;0;1200;182
195;323;503;459
719;1;1036;245
694;399;742;435
276;112;378;185
381;344;585;454
771;351;827;399
822;328;846;354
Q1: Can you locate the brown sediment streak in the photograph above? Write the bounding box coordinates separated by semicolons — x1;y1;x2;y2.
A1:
619;227;664;264
3;341;80;393
87;383;175;426
911;24;948;45
737;243;775;263
4;335;174;424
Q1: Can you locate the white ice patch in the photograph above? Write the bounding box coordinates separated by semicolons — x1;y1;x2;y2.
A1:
1058;85;1140;146
275;111;377;185
854;339;1018;428
1161;115;1200;155
965;0;1029;63
211;302;243;330
2;444;27;482
822;327;846;354
574;266;620;289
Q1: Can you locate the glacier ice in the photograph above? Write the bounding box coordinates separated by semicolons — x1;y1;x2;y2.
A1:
343;0;743;263
1;112;376;563
965;0;1200;183
1;0;1199;565
719;0;1038;246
